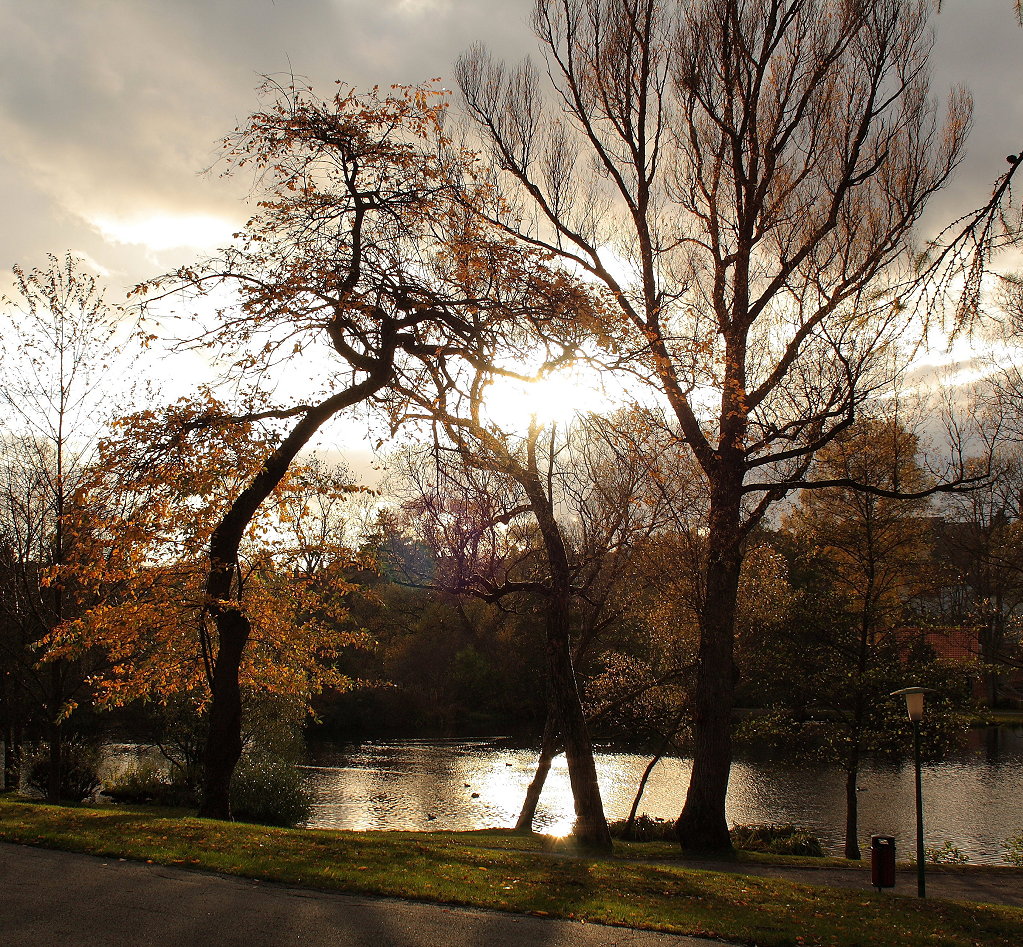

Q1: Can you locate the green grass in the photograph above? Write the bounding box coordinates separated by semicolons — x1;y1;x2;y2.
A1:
1;796;1021;946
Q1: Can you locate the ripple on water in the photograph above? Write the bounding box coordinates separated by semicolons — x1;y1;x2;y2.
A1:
297;736;1023;863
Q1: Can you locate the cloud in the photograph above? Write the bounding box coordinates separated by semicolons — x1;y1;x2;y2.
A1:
0;0;1017;298
0;0;536;283
89;211;238;254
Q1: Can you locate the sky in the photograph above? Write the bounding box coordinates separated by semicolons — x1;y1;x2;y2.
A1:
1;0;1020;294
0;0;1021;467
0;0;539;291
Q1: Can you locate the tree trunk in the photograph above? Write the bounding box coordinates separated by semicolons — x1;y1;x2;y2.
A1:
844;755;861;860
2;721;20;792
521;461;611;853
546;625;610;851
46;720;62;803
675;477;742;853
196;374;392;819
626;712;684;839
983;609;1003;707
515;711;558;832
199;607;249;819
625;752;662;840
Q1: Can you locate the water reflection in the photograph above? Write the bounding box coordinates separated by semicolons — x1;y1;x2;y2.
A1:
302;732;1023;863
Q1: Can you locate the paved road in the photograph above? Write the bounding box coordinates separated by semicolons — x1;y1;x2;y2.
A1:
0;843;732;947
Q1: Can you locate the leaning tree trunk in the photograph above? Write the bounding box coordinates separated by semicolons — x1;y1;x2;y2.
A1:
675;477;742;852
625;750;662;840
515;709;558;832
198;374;391;819
625;710;686;839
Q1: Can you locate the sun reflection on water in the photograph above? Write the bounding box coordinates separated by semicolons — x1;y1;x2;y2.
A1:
296;734;1023;862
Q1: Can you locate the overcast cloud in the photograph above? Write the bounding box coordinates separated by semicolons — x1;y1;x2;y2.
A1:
1;0;1019;294
0;0;535;289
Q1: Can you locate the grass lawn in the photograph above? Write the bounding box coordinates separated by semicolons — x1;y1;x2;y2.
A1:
1;795;1020;946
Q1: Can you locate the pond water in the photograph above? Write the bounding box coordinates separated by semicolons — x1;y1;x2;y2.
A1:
300;728;1023;864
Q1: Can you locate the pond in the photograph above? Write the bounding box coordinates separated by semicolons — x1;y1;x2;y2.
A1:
300;728;1023;864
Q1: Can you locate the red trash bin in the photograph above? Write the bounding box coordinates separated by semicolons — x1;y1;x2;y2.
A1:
871;835;896;889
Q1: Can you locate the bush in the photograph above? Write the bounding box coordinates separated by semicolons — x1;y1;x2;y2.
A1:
229;754;312;828
608;814;677;842
103;759;197;808
22;739;103;802
730;823;825;857
1004;834;1023;866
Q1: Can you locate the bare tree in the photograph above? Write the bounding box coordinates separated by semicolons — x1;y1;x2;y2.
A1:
396;409;693;841
455;0;994;849
0;254;131;799
391;397;615;848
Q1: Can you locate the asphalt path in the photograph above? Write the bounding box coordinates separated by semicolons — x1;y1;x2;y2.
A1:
0;842;733;947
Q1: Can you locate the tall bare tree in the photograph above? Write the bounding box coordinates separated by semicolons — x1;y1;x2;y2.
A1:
393;366;616;848
455;0;989;849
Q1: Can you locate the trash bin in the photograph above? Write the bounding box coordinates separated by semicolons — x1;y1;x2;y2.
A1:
871;835;896;890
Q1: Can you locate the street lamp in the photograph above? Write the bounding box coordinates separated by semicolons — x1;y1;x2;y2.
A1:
891;686;934;897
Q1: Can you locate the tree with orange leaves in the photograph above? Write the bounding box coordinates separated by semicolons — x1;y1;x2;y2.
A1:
134;78;605;820
47;397;367;722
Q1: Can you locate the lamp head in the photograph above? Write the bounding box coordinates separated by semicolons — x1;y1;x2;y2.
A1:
890;686;934;722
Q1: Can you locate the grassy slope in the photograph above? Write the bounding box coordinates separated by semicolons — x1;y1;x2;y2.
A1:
1;796;1020;947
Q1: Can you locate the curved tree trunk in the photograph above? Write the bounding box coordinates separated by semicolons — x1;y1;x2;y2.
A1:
199;374;390;819
625;710;685;839
625;750;661;840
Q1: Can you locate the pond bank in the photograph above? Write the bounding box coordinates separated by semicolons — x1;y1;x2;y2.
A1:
651;856;1023;908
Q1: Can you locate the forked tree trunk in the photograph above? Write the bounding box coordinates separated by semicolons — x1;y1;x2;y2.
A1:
522;470;611;853
546;621;609;850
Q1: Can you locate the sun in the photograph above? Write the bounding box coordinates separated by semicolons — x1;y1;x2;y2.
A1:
482;368;614;429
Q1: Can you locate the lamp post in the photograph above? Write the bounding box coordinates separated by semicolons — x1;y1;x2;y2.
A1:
891;686;933;897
